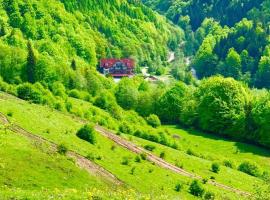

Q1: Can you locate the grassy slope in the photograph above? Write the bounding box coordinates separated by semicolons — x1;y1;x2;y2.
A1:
0;129;111;199
127;126;270;193
0;92;191;199
0;92;245;199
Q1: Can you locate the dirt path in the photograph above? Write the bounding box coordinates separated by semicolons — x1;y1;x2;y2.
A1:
0;94;251;196
0;113;122;185
95;125;250;196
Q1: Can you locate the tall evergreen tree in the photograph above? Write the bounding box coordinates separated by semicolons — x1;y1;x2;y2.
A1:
26;41;37;83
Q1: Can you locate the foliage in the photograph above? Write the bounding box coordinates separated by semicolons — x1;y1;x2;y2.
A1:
146;114;161;128
174;182;183;192
189;180;205;197
76;124;96;144
144;144;156;151
195;76;249;138
16;83;43;104
57;143;68;155
211;163;220;173
238;161;261;177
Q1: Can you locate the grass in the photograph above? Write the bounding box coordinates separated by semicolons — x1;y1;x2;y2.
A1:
0;129;111;198
126;125;270;194
0;92;256;199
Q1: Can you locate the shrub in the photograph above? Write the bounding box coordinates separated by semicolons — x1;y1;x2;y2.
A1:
175;183;183;192
211;163;220;173
68;89;81;99
144;145;156;151
17;83;43;104
238;161;261;177
146;114;161;128
86;153;95;161
204;191;215;200
134;155;141;163
57;144;68;155
94;95;108;110
140;153;147;160
7;111;13;117
159;151;166;159
158;132;169;146
121;157;129;165
186;148;198;157
223;160;234;168
170;142;179;150
51;82;66;98
119;122;133;134
189;180;205;197
76;124;96;144
202;178;208;184
65;101;73;112
134;129;143;137
130;167;136;175
148;134;159;143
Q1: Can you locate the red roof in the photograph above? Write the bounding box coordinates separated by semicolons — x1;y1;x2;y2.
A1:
100;58;135;69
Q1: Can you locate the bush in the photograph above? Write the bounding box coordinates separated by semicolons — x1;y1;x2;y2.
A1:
140;153;147;160
130;167;136;175
238;161;261;177
57;144;68;155
17;83;43;104
186;148;199;157
175;183;183;192
159;151;166;159
211;163;220;173
223;160;234;168
204;191;215;200
189;180;205;197
7;111;13;117
146;114;161;128
121;157;129;165
76;124;96;144
134;155;141;163
144;144;156;151
86;153;95;161
68;89;81;99
119;122;133;134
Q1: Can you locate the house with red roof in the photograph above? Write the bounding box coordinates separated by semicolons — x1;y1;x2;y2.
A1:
99;58;135;78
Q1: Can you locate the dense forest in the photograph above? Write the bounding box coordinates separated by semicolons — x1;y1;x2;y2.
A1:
0;0;183;88
143;0;270;89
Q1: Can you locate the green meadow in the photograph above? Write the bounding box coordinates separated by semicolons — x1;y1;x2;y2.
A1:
0;92;251;199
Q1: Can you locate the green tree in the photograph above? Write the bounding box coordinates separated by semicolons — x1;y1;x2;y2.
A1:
115;78;138;110
224;48;242;79
192;36;218;79
255;56;270;88
156;82;188;123
196;76;249;138
26;41;37;83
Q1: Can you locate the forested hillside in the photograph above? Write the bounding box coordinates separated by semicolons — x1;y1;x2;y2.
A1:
0;0;183;88
143;0;270;89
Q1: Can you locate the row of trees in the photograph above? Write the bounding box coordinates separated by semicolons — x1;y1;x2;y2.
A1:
115;76;270;148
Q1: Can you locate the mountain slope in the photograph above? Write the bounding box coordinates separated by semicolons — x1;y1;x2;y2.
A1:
0;0;183;86
142;0;264;30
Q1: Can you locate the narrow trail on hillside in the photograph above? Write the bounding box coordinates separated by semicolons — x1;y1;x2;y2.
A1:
0;113;122;185
0;94;251;196
95;126;251;197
